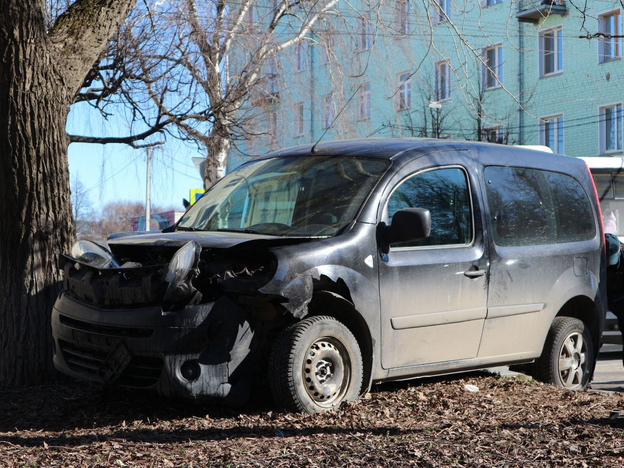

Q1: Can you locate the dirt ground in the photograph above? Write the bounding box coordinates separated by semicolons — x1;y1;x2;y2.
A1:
1;373;623;467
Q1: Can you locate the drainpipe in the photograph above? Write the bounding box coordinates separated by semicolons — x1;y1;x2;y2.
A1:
517;12;524;144
309;38;315;142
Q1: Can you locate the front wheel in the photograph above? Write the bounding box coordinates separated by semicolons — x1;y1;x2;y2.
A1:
268;316;363;414
537;317;594;390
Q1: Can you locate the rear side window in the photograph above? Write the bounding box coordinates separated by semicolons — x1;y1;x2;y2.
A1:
485;166;595;246
387;167;473;247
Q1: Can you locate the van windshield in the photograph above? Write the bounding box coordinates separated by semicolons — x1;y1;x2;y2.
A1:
177;156;390;236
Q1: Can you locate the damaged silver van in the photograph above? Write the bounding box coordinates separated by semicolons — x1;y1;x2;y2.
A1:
52;139;607;414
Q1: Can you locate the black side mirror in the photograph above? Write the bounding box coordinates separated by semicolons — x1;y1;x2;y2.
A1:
378;208;431;253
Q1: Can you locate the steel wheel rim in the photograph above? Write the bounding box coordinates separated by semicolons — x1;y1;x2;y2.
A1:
558;331;587;388
302;337;351;407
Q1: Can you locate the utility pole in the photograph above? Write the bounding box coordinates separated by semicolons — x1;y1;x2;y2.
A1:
145;146;152;231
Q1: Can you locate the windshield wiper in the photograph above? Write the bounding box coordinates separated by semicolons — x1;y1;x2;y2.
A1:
216;228;261;234
175;226;202;232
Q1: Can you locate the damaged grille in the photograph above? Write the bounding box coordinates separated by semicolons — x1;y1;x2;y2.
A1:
61;256;167;307
59;340;163;388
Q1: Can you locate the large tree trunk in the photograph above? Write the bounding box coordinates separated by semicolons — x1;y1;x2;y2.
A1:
0;0;136;386
0;2;74;385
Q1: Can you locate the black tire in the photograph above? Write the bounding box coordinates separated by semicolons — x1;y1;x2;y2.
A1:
268;315;363;414
537;317;594;390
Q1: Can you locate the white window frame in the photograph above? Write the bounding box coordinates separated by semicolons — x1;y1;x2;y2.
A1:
358;83;371;120
323;93;335;129
435;60;451;101
482;126;504;144
358;16;372;51
397;0;411;36
295;102;305;136
539;26;563;77
598;10;622;63
600;103;623;154
482;44;503;90
397;72;411;111
539;114;564;153
295;42;306;72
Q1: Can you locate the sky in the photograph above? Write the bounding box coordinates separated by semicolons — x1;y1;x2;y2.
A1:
66;103;205;215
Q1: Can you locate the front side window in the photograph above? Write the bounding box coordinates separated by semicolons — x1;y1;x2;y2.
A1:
386;167;473;247
398;72;411;111
600;104;623;153
435;60;451;101
177;156;390;237
540;27;563;76
599;10;622;62
485;166;595;246
359;83;371;120
540;115;564;153
482;44;503;90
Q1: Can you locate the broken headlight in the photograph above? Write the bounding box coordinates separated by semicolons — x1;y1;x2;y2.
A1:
163;241;201;309
71;240;120;269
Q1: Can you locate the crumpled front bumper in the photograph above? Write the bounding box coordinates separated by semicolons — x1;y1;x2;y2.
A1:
51;292;256;402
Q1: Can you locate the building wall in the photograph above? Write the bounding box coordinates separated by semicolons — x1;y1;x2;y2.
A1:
227;0;624;172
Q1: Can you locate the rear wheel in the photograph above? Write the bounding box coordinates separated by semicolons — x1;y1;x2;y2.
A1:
537;317;594;390
269;316;363;414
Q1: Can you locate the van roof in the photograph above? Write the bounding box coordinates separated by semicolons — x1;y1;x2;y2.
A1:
266;138;563;161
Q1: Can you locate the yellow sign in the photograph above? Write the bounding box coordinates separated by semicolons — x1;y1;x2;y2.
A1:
190;189;205;205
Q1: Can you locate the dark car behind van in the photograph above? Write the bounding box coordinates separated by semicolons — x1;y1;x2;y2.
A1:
52;139;607;413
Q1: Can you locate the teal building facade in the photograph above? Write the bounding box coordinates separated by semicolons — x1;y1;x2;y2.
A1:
227;1;623;171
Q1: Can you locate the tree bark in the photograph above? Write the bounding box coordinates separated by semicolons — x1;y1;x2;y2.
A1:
0;0;135;386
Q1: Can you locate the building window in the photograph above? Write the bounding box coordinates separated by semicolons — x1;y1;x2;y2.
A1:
435;60;451;101
295;103;305;136
358;83;371;120
436;0;450;23
482;44;503;90
295;42;306;72
539;27;563;76
320;32;334;65
397;72;411;111
397;1;411;35
482;0;502;7
539;115;564;153
267;111;277;142
599;11;622;63
358;16;372;51
244;6;254;24
482;126;504;144
600;104;623;154
322;94;335;129
265;57;278;96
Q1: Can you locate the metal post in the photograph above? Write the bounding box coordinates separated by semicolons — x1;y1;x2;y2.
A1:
145;146;152;231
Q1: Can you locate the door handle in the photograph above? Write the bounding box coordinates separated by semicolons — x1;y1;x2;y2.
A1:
464;268;486;278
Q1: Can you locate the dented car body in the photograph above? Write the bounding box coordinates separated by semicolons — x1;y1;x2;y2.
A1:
52;139;607;413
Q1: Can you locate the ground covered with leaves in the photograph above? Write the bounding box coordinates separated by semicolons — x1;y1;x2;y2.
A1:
1;374;623;467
